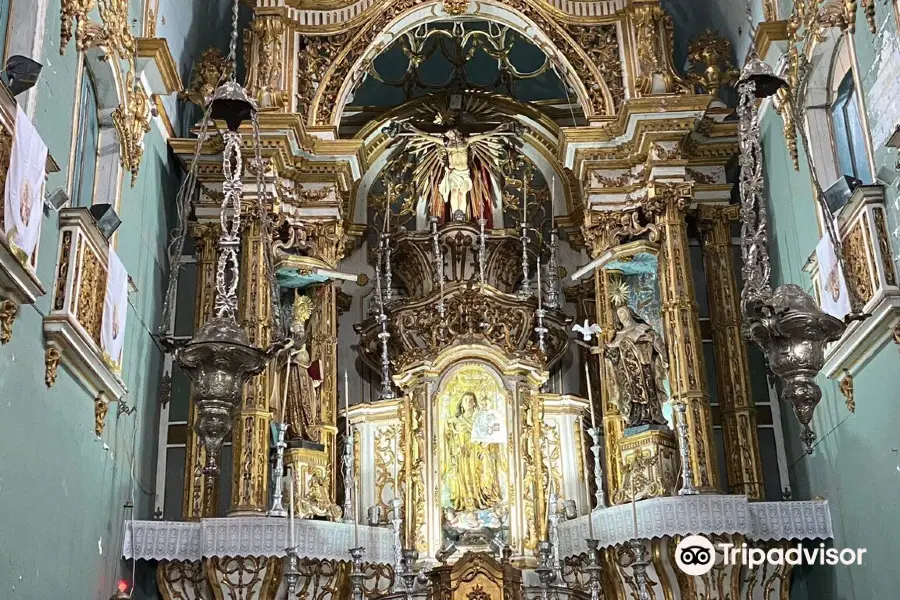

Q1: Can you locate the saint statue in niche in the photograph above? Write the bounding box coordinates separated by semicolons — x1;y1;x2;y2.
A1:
603;305;670;428
284;291;323;441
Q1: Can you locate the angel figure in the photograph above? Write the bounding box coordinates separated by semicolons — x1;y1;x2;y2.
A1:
387;120;522;223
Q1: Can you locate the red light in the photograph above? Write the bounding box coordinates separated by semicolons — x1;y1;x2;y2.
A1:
117;580;129;593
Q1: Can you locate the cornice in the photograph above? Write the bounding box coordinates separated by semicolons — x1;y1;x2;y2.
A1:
135;38;182;95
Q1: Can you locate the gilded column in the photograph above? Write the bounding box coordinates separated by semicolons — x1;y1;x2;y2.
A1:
698;205;764;499
652;183;719;492
230;215;273;514
182;223;220;519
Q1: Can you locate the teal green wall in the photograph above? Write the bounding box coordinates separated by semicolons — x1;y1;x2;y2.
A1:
758;5;900;600
0;0;227;598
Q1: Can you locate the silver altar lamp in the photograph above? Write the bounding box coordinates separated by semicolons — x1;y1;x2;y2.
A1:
175;316;279;507
744;285;844;451
736;52;846;453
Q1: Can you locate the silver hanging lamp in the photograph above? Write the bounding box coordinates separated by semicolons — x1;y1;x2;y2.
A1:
736;19;846;454
159;0;286;516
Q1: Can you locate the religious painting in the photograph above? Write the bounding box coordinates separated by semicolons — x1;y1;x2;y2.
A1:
437;363;510;548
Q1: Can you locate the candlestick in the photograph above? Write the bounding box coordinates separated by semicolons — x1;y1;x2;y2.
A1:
631;474;638;539
393;435;399;494
280;354;292;424
587;426;606;509
584;363;597;429
288;467;296;548
537;257;543;310
267;421;288;517
344;370;350;429
581;419;594;539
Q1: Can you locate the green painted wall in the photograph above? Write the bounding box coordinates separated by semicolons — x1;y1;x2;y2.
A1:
0;0;228;598
758;5;900;600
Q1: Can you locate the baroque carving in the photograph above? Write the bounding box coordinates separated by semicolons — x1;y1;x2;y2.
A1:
843;221;874;310
839;369;854;413
95;393;110;437
61;0;135;59
45;347;62;387
0;300;17;345
631;3;687;95
307;0;623;124
112;73;152;186
179;47;230;108
685;30;739;99
76;245;106;345
244;16;286;109
581;198;662;257
873;208;897;287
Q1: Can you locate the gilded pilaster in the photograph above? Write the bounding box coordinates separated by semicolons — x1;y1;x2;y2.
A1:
230;215;273;514
594;269;624;498
653;184;719;492
310;283;339;502
183;224;220;519
698;205;764;499
243;14;289;110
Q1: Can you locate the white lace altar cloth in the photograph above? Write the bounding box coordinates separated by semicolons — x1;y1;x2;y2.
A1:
123;517;395;564
557;496;832;557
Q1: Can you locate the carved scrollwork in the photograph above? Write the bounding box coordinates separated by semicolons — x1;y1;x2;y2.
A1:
360;284;568;371
581;200;662;257
0;300;17;345
180;47;230;108
60;0;135;59
112;72;152;186
631;3;688;95
244;15;287;109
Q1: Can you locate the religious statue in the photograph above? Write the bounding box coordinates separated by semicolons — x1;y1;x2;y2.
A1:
283;292;323;441
603;305;669;428
386;119;522;222
444;392;504;513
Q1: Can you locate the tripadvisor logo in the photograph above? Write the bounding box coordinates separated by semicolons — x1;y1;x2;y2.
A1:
674;535;867;575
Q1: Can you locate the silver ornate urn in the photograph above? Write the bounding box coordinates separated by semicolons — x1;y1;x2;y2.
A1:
745;285;845;452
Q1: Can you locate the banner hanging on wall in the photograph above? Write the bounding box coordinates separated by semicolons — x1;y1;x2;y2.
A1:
3;106;47;266
101;249;129;374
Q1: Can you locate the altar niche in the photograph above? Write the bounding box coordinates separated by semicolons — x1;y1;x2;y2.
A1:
437;363;511;550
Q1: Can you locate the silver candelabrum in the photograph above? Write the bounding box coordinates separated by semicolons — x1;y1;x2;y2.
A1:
536;540;557;600
584;539;602;600
391;498;404;591
547;492;562;581
382;234;393;305
342;431;355;524
616;539;651;600
673;401;698;496
377;312;395;400
268;421;288;517
349;546;366;600
535;308;548;354
399;549;419;599
430;216;446;317
284;546;301;596
478;217;487;286
545;227;561;309
517;220;531;298
587;427;607;509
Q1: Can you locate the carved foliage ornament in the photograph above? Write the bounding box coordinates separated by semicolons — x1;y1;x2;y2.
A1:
686;30;739;99
113;72;152;186
61;0;135;58
180;47;230;108
304;0;624;125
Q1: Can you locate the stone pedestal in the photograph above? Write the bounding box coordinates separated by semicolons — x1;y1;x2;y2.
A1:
612;426;678;504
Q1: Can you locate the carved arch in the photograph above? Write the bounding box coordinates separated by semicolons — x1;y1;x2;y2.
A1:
307;0;624;127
